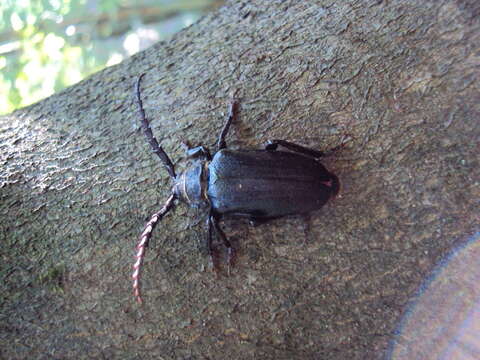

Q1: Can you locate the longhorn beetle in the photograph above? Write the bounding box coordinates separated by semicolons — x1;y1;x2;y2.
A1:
133;73;340;304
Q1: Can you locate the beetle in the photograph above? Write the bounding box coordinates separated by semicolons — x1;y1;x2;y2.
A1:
132;73;340;303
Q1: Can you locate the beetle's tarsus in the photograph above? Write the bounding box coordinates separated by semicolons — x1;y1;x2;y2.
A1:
227;247;235;275
248;217;273;227
321;134;353;157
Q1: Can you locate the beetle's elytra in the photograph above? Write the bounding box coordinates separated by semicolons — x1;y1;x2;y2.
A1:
133;73;339;303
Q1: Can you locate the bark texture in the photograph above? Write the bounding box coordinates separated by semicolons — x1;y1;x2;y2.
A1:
1;1;479;359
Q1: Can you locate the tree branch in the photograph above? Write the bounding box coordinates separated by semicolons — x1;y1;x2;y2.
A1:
1;1;479;358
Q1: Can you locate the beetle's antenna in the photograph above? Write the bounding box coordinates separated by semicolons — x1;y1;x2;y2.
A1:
135;73;176;179
133;194;176;304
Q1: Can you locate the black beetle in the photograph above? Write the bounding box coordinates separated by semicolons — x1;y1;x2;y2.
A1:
132;74;340;303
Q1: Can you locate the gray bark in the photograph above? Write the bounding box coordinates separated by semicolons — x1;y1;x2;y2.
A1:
1;1;479;359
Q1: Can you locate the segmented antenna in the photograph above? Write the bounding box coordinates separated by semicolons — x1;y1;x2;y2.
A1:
133;194;176;304
135;73;176;179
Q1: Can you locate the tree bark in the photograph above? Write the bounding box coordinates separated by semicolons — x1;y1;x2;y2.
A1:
1;1;479;359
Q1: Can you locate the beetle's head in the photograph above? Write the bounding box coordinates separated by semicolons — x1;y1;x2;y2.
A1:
173;162;210;208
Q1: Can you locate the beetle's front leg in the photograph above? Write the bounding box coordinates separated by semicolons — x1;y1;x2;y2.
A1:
186;145;211;160
216;100;238;151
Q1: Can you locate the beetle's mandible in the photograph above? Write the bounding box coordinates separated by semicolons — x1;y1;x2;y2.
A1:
132;73;340;303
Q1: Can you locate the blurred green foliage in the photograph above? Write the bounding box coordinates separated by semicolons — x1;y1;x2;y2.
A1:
0;0;223;114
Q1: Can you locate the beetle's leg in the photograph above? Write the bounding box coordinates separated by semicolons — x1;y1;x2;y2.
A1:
206;215;219;270
217;100;238;151
301;213;313;244
265;140;326;158
265;139;347;158
135;74;176;179
132;194;176;304
209;214;235;272
186;146;211;160
249;217;273;227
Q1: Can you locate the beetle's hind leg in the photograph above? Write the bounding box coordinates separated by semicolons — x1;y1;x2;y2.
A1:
265;139;348;158
207;213;235;273
265;140;326;158
206;214;219;270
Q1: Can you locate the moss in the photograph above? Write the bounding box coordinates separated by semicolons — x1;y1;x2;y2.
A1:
36;263;66;293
